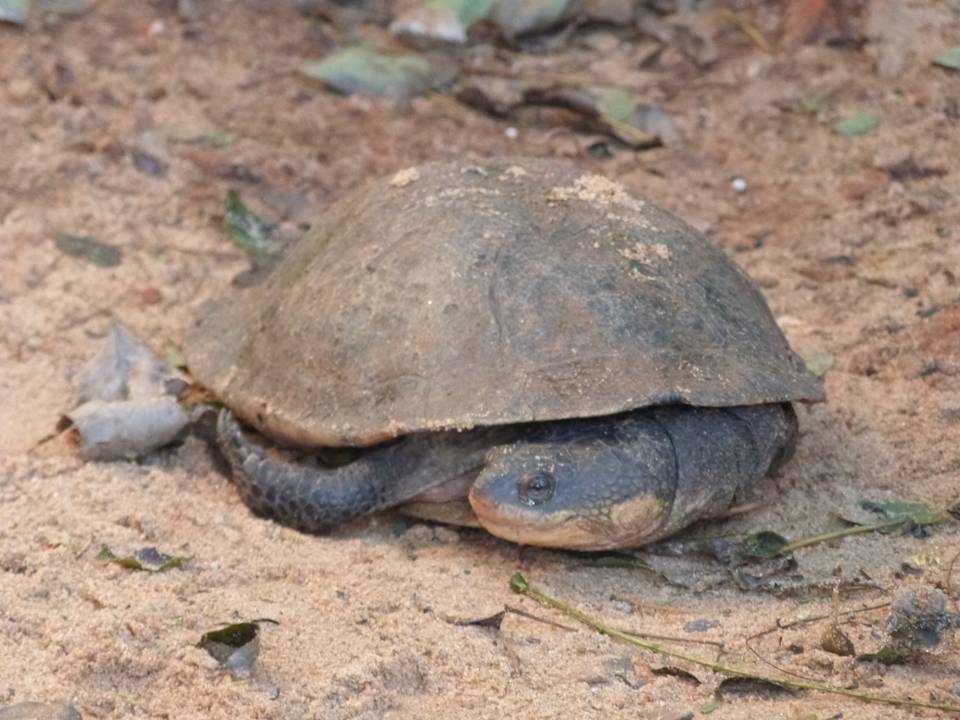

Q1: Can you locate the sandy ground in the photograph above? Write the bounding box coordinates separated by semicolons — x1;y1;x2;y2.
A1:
1;1;958;718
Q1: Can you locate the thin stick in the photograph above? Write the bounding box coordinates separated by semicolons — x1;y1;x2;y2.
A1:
743;594;891;682
611;627;725;650
780;519;908;553
510;573;960;714
717;7;773;54
716;500;765;520
744;637;821;682
504;605;576;632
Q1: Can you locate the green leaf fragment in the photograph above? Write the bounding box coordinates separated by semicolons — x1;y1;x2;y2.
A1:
599;88;679;146
224;190;277;257
509;572;529;593
0;0;30;24
162;342;188;371
803;352;834;377
933;46;960;71
199;621;263;677
859;499;942;528
303;46;438;100
700;698;721;714
97;545;144;570
597;88;635;123
55;234;123;267
833;111;882;137
738;530;789;560
858;643;905;665
200;622;259;649
97;544;189;572
434;0;495;27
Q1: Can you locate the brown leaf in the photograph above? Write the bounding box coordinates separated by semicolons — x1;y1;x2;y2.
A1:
820;624;856;656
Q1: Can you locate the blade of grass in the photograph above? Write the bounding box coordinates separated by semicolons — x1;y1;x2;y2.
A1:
718;7;772;53
510;573;960;714
779;519;909;553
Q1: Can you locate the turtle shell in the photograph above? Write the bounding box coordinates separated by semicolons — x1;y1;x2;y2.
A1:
186;158;824;447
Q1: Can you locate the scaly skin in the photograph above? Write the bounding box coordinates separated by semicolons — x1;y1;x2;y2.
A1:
216;404;797;548
216;410;500;531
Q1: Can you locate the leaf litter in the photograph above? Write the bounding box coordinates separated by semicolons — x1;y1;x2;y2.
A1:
510;573;960;714
302;45;454;100
198;620;277;678
97;544;189;572
63;323;192;461
390;0;497;44
299;1;711;152
832;110;883;138
54;233;123;268
933;46;960;71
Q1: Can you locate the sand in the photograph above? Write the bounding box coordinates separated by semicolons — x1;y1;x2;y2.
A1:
1;2;957;718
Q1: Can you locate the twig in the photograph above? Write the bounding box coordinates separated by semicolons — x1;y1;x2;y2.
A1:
743;592;890;683
718;7;773;54
716;500;765;520
746;601;891;645
504;605;576;632
505;606;720;649
743;636;821;682
780;519;909;553
612;627;725;650
510;573;960;714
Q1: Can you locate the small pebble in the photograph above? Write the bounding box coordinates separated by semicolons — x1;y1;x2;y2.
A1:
731;177;748;193
505;127;518;140
684;618;720;633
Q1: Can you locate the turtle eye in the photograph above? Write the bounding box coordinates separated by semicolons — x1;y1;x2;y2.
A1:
517;471;556;506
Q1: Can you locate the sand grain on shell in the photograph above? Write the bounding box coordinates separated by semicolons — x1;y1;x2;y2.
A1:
548;174;647;212
389;167;421;188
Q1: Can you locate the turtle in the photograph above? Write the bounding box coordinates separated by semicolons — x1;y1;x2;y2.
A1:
185;157;824;550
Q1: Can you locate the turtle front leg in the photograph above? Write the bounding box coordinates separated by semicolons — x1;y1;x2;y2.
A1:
216;410;424;529
215;410;493;531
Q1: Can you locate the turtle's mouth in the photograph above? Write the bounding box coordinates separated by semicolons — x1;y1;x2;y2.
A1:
468;487;608;550
468;486;670;551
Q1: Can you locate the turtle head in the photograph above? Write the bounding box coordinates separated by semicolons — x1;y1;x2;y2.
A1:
468;428;676;551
